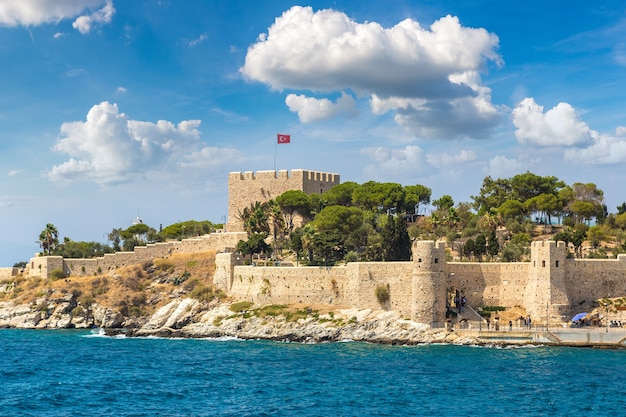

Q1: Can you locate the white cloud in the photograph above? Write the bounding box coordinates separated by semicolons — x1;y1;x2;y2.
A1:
242;7;501;96
242;6;502;138
0;201;12;208
285;92;356;123
47;101;233;185
361;145;432;178
72;0;114;34
178;147;243;170
188;33;208;46
564;129;626;164
0;0;114;33
7;170;21;176
116;86;127;93
512;98;593;147
427;150;476;168
485;155;528;178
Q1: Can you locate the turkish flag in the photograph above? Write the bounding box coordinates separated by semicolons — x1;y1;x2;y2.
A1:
277;134;291;144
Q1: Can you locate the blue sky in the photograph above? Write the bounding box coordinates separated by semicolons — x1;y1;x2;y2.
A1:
1;0;626;266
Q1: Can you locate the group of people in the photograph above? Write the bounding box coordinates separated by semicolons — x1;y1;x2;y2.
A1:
453;295;467;313
519;315;532;329
609;320;624;328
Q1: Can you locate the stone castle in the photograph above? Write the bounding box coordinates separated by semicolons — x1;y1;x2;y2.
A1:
225;169;340;232
10;168;626;327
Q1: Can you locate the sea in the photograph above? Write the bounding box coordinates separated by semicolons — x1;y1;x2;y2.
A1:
1;329;624;416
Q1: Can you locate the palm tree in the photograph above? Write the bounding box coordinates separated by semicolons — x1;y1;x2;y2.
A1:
38;223;59;255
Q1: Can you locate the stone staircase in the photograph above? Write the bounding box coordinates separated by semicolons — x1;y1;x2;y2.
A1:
453;304;485;329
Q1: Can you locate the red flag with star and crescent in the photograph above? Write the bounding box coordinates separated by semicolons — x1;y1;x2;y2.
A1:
277;134;291;144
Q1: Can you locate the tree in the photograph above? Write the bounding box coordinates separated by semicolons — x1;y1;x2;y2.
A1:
615;212;626;230
107;228;122;251
353;181;405;213
474;234;487;261
275;190;311;232
497;199;524;221
402;184;431;214
323;181;359;206
510;172;564;203
238;201;271;236
487;229;499;260
566;182;604;225
463;239;475;260
38;223;59;255
526;193;560;230
472;176;512;215
160;220;215;240
309;230;345;265
53;240;113;258
311;205;363;235
587;226;605;250
571;229;586;258
236;232;270;263
380;215;411;261
617;202;626;215
432;195;454;211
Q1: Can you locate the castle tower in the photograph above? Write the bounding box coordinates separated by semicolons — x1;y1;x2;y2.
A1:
411;240;447;327
225;169;340;232
524;240;570;324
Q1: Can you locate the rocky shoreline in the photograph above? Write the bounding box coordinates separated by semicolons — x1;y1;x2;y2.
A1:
0;295;479;345
4;295;624;348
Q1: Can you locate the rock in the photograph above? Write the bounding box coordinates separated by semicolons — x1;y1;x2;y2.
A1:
92;304;124;328
140;298;199;331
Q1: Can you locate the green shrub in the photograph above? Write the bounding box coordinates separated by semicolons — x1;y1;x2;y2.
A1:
375;284;390;305
78;294;95;307
230;301;253;312
171;271;191;285
189;285;222;303
154;259;175;274
50;269;67;280
72;305;85;317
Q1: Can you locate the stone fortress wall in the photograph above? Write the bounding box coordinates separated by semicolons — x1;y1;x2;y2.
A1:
28;232;246;279
0;267;19;280
214;240;626;325
225;169;340;232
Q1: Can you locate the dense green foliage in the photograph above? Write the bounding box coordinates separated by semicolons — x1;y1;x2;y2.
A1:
31;172;626;266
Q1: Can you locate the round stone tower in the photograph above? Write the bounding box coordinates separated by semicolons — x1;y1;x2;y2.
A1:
411;240;447;327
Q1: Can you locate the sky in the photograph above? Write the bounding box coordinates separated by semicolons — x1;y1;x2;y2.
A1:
1;0;626;266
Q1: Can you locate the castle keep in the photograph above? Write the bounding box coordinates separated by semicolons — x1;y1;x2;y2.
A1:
225;169;340;232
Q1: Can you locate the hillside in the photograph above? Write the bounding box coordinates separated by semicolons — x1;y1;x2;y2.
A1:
0;251;224;329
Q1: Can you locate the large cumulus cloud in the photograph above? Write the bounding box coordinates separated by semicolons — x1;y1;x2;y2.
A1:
564;127;626;164
512;98;593;147
512;97;626;166
47;102;240;184
241;6;502;138
0;0;114;33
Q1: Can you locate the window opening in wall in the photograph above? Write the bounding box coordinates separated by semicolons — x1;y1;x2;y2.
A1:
542;260;546;267
556;260;559;267
533;261;535;267
434;258;438;264
418;258;422;263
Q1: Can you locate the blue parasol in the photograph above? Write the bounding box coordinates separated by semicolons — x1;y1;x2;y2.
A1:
571;312;587;322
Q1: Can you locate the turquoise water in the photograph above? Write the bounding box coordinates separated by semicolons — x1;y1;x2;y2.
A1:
1;329;624;416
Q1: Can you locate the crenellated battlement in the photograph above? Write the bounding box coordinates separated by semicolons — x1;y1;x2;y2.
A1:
228;169;340;182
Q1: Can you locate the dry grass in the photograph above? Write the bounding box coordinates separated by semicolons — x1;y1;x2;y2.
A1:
0;251;219;317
